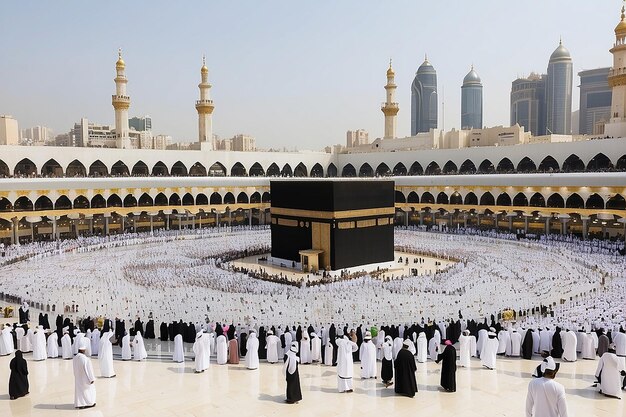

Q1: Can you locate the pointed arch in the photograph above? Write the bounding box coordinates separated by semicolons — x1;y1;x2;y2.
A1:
281;164;293;177
409;162;423;175
262;192;271;203
464;192;478;205
171;161;188;176
529;192;545;207
196;193;208;205
516;157;537;173
513;192;528;206
123;194;137;208
606;194;626;210
14;158;37;177
294;163;308;177
237;192;249;204
480;192;495;206
91;194;106;209
189;162;207;176
587;153;613;171
425;161;441;175
538;156;559;173
375;163;391;177
478;159;495;174
41;159;63;177
586;193;604;209
14;196;33;211
250;192;261;204
249;162;265;177
392;162;407;176
169;193;181;206
266;163;280;177
459;159;476;175
34;195;53;211
208;162;227;176
131;161;149;176
442;160;458;174
230;162;247;176
223;192;235;205
327;163;338;177
450;192;462;205
546;193;565;208
73;195;90;209
151;161;169;176
565;193;584;209
616;155;626;171
182;193;195;206
359;163;374;177
0;197;13;212
562;154;585;172
310;163;324;178
111;160;130;176
407;192;419;203
395;191;406;204
421;192;435;204
155;193;168;206
341;164;356;177
107;194;122;208
54;195;72;210
138;193;154;207
210;192;222;205
496;158;514;174
496;193;512;206
0;159;9;177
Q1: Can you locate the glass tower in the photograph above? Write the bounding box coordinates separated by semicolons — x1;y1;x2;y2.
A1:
411;58;438;135
461;66;483;130
546;41;573;134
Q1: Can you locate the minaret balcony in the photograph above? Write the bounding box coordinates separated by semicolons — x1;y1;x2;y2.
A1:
196;99;214;106
196;100;214;114
381;102;399;109
111;95;131;109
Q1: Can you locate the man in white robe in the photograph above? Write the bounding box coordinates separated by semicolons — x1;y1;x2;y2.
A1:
73;339;96;409
508;328;521;357
47;331;59;358
21;327;33;353
245;330;259;370
359;332;377;379
498;329;510;356
73;330;85;356
393;337;403;360
90;328;100;357
98;330;116;378
300;332;311;364
193;331;210;373
266;331;279;363
526;357;568;417
581;332;595;360
459;330;472;367
133;331;147;361
0;324;14;356
428;332;441;361
416;332;427;363
595;348;626;399
216;334;228;365
613;329;626;357
476;328;488;357
324;338;333;366
61;327;73;359
336;336;358;392
32;325;47;361
310;332;322;363
121;332;131;360
561;330;577;362
481;331;498;370
173;333;185;363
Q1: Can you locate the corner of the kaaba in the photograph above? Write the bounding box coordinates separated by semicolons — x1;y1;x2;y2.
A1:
270;179;395;272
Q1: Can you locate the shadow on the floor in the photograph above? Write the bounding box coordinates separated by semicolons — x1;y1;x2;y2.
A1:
0;394;10;400
258;393;285;403
33;403;76;410
565;387;603;399
166;366;195;374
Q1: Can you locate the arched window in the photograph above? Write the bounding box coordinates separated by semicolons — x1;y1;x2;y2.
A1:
586;153;613;171
281;164;293;177
189;162;207;176
111;161;130;176
442;161;457;174
155;193;168;206
513;193;528;206
425;162;441;175
35;196;53;211
421;192;435;204
395;191;406;203
262;192;271;203
250;192;261;203
210;192;222;205
546;193;564;208
138;193;154;207
152;161;169;176
91;194;106;209
41;159;63;177
375;163;390;177
182;193;194;206
0;159;9;177
208;162;226;176
407;192;419;203
131;161;149;176
341;164;356;177
565;193;584;209
74;195;90;209
169;193;181;206
14;196;34;211
496;158;514;173
529;193;545;207
464;192;478;205
123;194;137;208
450;192;462;205
55;195;72;210
249;163;265;177
409;162;423;175
231;162;247;177
359;163;373;177
107;194;122;208
606;194;626;210
266;163;280;177
310;163;324;178
223;193;235;205
171;161;188;176
14;158;37;177
327;163;338;177
237;192;249;204
586;193;604;209
478;159;495;174
196;193;208;205
496;193;511;206
538;156;559;173
459;160;476;174
562;154;585;172
393;163;407;176
516;157;537;173
480;192;495;206
294;163;308;177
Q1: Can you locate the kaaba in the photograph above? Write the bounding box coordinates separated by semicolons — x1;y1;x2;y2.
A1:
270;180;395;271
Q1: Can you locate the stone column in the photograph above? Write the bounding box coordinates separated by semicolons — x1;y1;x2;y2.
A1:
508;216;513;232
89;218;93;235
104;216;109;235
121;216;125;234
561;218;567;235
524;216;528;234
545;217;550;235
150;215;154;235
249;209;253;228
419;211;424;226
52;216;57;240
166;214;170;230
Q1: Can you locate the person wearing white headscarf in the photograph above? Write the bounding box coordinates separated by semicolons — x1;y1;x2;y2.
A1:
381;335;394;386
73;338;96;409
266;330;279;363
393;336;403;360
429;331;441;361
61;327;73;359
90;328;100;357
336;335;358;393
561;329;577;362
21;327;33;353
508;328;521;357
193;330;210;373
416;332;427;363
481;330;499;370
324;337;333;366
32;325;47;361
173;333;185;363
300;331;311;364
133;331;147;361
310;332;322;363
284;341;301;404
98;330;116;378
245;330;259;370
73;330;84;356
0;324;15;357
121;332;131;361
216;333;228;365
359;331;377;379
459;330;472;368
526;357;568;417
595;347;626;399
47;330;59;358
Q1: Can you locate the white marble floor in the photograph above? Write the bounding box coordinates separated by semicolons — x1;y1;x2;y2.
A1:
0;340;623;417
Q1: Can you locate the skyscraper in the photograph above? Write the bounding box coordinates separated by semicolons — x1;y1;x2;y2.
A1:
129;116;152;132
578;67;611;135
510;73;546;136
411;56;438;135
545;40;573;134
461;66;483;130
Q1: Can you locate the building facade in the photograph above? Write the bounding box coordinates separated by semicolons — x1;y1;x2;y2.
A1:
579;67;611;135
461;66;483;130
511;73;546;136
0;115;19;146
232;134;256;152
129;116;152;132
411;57;438;135
346;130;369;148
546;41;573;135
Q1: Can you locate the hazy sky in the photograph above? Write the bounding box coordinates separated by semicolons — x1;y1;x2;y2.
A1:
0;1;620;149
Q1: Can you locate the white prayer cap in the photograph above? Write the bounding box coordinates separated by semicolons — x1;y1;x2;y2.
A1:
462;330;470;336
79;338;90;351
540;356;557;373
488;331;497;337
267;330;273;335
290;342;298;353
310;332;316;338
74;329;80;335
364;331;372;340
489;327;496;333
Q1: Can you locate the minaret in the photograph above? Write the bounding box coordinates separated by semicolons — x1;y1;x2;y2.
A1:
381;59;399;139
112;49;131;149
196;55;215;151
606;2;626;138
